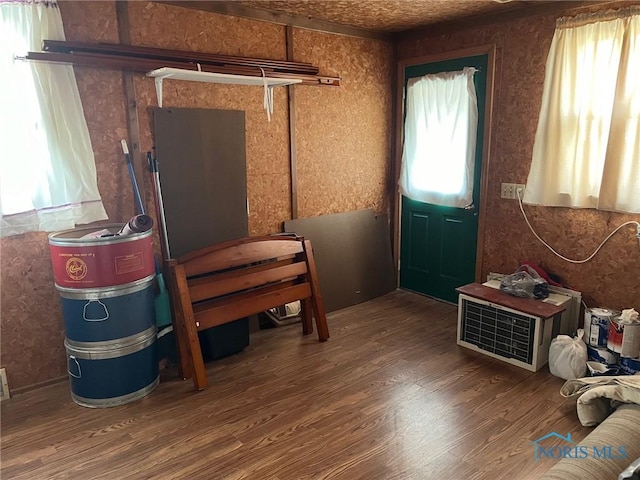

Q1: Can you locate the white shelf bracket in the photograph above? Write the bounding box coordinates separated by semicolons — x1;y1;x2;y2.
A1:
154;77;164;108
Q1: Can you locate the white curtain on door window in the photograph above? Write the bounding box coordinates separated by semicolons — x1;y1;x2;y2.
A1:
524;8;640;213
399;67;478;208
0;1;107;237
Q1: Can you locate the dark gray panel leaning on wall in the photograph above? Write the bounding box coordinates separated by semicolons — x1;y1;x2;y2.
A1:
154;107;250;357
153;108;248;258
284;209;396;313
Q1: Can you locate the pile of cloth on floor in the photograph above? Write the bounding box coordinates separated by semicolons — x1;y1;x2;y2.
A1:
560;375;640;426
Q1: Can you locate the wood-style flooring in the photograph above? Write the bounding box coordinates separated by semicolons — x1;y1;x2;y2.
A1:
1;290;590;479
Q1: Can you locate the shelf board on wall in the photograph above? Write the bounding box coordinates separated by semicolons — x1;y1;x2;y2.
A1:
147;67;303;110
147;67;303;87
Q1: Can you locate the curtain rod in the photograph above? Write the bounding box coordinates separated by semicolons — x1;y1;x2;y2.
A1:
556;5;640;28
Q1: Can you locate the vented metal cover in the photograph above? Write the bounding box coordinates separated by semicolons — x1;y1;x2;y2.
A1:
460;297;535;365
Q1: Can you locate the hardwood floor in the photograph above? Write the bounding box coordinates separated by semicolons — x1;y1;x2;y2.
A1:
1;290;590;479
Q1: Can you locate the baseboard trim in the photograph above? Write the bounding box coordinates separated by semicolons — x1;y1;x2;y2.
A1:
11;375;68;396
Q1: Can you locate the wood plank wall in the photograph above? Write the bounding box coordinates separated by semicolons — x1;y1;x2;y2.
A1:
0;0;393;391
396;1;640;311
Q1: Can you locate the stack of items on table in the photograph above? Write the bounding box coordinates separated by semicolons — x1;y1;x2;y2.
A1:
584;307;640;376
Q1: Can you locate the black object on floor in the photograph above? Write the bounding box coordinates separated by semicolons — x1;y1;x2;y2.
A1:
199;318;250;361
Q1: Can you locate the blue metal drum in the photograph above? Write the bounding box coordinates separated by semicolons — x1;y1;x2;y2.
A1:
57;274;155;343
65;326;159;408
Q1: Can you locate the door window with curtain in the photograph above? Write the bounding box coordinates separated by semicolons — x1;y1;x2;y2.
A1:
399;67;478;208
524;7;640;213
0;0;107;237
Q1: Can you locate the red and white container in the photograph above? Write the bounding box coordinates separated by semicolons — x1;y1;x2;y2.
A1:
607;317;640;358
48;225;154;289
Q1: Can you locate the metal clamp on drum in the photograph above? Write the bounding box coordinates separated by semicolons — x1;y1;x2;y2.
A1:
68;355;82;379
83;299;109;322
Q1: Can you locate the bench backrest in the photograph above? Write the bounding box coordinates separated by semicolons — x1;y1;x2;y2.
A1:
168;235;311;331
166;235;329;390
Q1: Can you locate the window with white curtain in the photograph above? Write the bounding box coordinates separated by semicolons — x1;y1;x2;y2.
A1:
399;67;478;208
523;7;640;213
0;0;106;237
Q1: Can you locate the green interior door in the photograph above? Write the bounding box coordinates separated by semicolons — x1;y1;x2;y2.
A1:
399;54;488;303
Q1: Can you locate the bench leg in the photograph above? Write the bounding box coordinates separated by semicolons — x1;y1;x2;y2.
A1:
312;299;329;342
303;240;329;341
171;264;208;390
167;265;193;380
301;297;313;335
184;318;208;391
174;310;193;381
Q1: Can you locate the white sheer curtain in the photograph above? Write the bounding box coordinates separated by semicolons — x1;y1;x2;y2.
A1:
524;7;640;213
399;67;478;208
0;1;107;237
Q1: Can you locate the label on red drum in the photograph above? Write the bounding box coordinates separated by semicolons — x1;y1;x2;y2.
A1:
114;252;145;275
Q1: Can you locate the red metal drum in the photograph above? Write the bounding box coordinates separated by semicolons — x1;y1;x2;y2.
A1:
48;225;154;288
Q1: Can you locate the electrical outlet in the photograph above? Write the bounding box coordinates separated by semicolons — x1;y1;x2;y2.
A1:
501;182;515;199
0;368;9;401
501;183;526;199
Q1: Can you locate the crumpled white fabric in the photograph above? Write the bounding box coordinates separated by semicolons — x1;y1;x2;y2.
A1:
560;375;640;426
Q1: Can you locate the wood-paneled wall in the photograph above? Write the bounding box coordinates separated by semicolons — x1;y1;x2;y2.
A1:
4;0;638;393
294;29;392;218
396;1;640;312
0;1;393;390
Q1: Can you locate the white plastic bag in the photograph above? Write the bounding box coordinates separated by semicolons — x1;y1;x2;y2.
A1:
549;329;588;380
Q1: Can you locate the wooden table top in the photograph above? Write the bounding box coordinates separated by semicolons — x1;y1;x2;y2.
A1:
456;283;566;319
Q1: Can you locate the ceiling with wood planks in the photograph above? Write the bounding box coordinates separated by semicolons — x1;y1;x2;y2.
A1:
224;0;546;32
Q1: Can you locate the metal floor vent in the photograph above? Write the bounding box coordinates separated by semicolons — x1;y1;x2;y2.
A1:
460;297;535;365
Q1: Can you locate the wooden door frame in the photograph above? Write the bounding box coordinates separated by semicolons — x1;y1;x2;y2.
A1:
391;44;496;286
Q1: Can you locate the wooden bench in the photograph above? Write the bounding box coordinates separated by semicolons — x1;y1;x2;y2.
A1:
167;235;329;390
